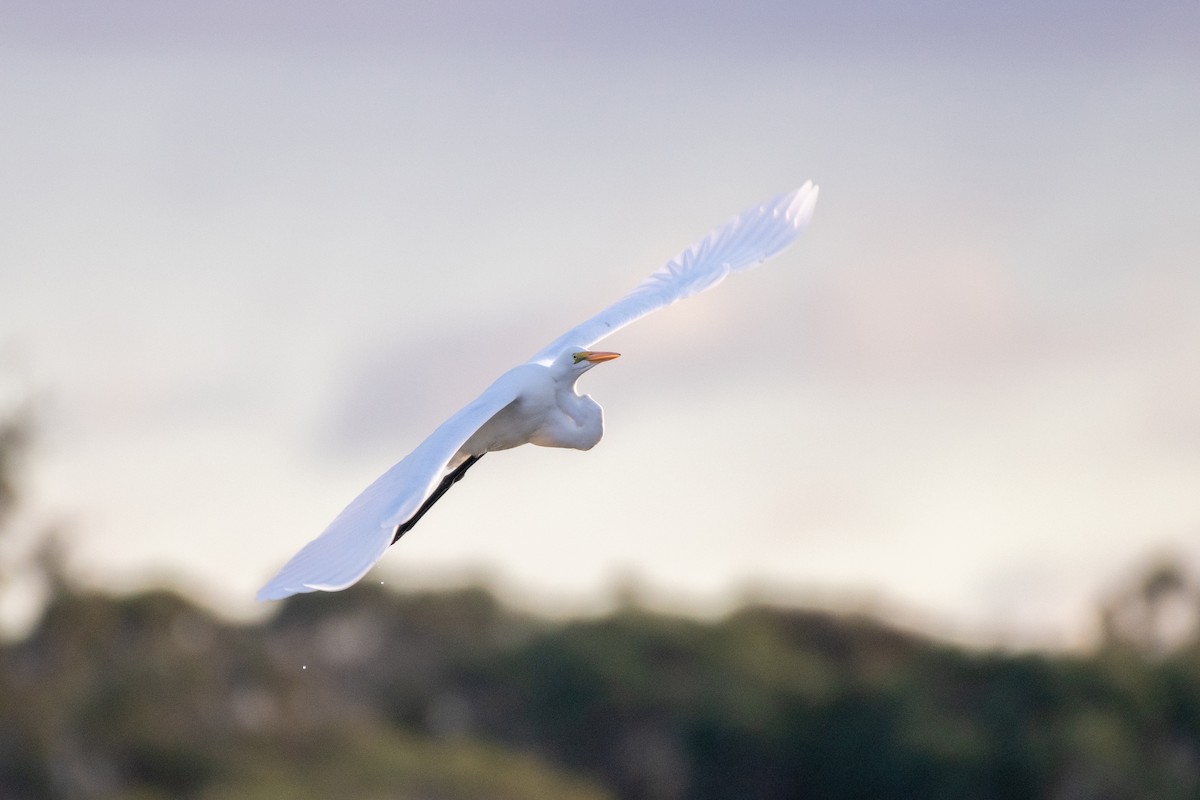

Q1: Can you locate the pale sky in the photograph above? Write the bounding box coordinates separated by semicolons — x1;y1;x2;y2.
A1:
2;1;1198;646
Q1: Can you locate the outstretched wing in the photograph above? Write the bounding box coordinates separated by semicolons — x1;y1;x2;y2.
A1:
529;182;818;364
256;374;523;600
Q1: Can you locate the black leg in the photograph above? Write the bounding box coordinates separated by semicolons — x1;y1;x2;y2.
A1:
392;453;483;544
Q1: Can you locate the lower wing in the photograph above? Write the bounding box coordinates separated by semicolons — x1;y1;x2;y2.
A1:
256;376;522;600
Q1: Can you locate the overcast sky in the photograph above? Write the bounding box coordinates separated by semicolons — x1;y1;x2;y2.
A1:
2;0;1198;646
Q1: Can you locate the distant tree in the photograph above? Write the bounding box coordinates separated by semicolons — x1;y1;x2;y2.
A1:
0;401;28;531
1101;555;1199;655
0;391;70;635
0;399;31;600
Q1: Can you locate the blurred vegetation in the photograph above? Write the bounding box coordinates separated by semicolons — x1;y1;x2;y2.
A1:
3;412;1200;798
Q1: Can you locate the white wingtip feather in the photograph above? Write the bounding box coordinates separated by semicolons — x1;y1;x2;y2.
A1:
788;182;819;228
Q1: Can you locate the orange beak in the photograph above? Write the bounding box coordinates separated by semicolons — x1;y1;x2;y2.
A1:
581;351;621;363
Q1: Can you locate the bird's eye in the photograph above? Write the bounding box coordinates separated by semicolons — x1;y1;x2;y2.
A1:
573;352;586;364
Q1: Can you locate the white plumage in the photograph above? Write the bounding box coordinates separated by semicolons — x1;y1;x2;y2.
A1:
258;183;819;601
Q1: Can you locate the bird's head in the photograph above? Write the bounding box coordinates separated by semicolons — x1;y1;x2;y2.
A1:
551;347;621;379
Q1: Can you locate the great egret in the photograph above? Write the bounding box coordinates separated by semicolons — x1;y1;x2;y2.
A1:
258;183;819;600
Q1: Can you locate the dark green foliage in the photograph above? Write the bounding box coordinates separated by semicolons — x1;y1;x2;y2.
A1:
2;581;1200;799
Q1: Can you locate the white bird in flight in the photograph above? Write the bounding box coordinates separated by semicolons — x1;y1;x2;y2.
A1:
258;183;819;601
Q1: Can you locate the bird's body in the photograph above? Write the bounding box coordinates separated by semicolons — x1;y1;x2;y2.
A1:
458;350;613;462
259;184;819;601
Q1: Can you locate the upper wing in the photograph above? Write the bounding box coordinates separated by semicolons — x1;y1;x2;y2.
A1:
256;373;523;600
528;182;819;364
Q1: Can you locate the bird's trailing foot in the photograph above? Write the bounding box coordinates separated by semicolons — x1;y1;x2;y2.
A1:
391;453;484;544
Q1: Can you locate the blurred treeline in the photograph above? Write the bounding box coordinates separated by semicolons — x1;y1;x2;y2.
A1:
3;416;1200;799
